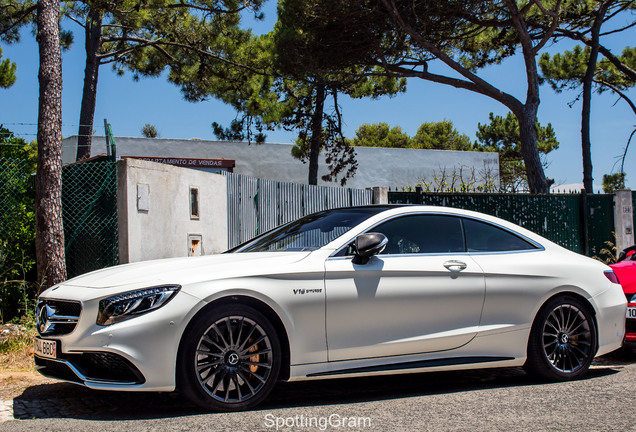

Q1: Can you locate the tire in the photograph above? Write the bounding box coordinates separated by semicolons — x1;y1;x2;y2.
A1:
524;295;597;381
178;304;281;411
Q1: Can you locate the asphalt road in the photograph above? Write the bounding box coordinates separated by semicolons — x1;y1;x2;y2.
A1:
2;349;636;432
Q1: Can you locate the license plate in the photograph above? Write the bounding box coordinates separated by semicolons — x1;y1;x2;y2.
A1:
627;307;636;319
34;338;57;359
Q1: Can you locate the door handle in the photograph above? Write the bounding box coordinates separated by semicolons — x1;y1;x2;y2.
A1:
443;260;467;271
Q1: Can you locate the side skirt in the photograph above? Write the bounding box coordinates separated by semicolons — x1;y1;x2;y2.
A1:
306;356;514;378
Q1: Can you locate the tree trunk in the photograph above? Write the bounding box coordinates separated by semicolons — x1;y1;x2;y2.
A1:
581;76;594;193
76;10;103;161
308;83;326;185
580;2;610;194
509;0;549;194
36;0;66;291
517;110;548;193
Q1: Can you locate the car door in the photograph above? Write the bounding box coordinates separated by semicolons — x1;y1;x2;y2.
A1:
459;217;546;331
324;213;486;362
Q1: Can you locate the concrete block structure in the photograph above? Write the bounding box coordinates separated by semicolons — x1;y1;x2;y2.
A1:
62;136;500;190
116;158;228;263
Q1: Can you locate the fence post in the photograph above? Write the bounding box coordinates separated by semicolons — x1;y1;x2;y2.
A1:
369;186;388;204
614;190;635;256
579;190;589;256
415;186;422;204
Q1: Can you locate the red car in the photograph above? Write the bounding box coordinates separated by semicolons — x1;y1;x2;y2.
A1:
610;246;636;342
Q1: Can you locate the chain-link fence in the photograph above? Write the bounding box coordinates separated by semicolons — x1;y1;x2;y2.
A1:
0;157;30;266
62;158;118;279
0;157;34;321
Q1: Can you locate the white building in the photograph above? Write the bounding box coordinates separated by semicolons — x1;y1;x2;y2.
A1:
62;136;499;189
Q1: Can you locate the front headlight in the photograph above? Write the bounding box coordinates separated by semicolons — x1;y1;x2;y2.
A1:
97;285;181;326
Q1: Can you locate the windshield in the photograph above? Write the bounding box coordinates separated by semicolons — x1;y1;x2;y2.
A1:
232;207;392;252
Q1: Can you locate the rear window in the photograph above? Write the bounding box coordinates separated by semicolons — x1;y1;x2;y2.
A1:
463;218;537;252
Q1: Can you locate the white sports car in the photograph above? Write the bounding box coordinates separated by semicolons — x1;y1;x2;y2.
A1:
35;205;626;411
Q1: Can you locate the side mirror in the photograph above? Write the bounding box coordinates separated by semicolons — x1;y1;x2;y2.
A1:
352;232;388;265
617;245;636;262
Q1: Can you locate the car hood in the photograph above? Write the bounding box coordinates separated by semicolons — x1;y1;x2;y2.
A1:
60;252;312;289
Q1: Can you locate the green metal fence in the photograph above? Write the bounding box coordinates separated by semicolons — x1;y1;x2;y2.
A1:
388;191;614;257
62;158;118;278
585;193;616;257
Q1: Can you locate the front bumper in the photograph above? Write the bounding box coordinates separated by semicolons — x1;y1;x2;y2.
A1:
34;287;204;392
625;318;636;342
625;301;636;342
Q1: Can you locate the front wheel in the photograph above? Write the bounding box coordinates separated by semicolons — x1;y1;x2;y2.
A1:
178;304;281;411
524;295;597;381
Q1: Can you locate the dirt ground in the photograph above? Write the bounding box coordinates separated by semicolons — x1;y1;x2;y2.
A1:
0;324;56;401
0;371;55;401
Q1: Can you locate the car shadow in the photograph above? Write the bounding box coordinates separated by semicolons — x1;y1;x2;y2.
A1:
262;365;619;410
10;358;623;422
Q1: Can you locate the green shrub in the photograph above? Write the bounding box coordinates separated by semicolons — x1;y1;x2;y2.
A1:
1;126;37;323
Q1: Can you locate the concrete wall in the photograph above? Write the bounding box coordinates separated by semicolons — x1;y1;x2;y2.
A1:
117;158;228;264
63;136;499;190
614;190;635;255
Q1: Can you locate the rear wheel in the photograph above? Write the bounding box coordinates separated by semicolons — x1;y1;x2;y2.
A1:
525;295;597;381
178;304;281;411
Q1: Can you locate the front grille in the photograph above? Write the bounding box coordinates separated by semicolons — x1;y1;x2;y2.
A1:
626;319;636;334
35;352;145;385
35;356;83;384
76;352;145;383
37;299;81;336
47;299;81;316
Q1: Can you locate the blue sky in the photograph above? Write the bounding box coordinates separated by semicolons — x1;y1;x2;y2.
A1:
1;2;634;191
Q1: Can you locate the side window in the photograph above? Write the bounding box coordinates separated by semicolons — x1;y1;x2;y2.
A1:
463;218;537;252
373;214;465;255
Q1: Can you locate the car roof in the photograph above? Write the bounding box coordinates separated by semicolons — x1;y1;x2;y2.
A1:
322;204;553;250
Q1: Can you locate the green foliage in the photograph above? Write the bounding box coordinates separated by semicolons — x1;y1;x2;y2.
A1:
540;45;636;94
412;120;472;151
538;0;635;193
177;16;407;185
0;47;17;88
271;0;571;192
105;1;266;80
349;123;411;148
539;45;589;92
168;32;283;142
141;123;159;138
3;0;267;156
602;172;626;193
474;112;558;192
0;126;36;166
0;126;37;323
350;120;471;151
213;119;259;142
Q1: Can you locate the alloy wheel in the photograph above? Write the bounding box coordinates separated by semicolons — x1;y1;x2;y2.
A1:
195;315;274;404
541;304;593;373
